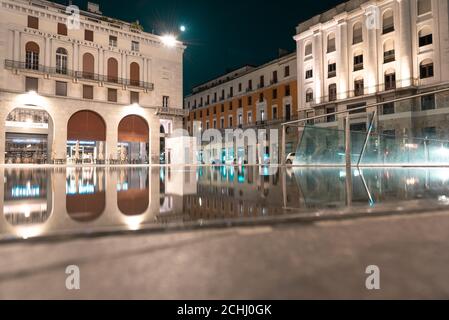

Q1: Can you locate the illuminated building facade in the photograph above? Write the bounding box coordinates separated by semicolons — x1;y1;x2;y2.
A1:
294;0;449;138
184;52;299;164
0;0;186;164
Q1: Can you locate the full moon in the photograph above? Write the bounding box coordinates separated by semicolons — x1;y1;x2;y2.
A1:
180;25;186;32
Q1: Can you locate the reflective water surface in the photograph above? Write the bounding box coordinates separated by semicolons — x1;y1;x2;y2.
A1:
2;166;449;240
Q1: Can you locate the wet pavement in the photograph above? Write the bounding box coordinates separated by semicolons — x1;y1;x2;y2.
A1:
2;166;449;298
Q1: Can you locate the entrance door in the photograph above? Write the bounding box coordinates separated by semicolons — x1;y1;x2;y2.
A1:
5;133;48;164
285;104;291;121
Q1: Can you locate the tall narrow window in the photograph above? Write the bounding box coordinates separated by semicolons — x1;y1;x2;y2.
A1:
419;27;433;47
328;84;337;101
306;89;314;103
130;62;140;86
131;41;140;52
382;10;394;34
385;71;396;90
353;22;363;44
354;78;364;96
25;42;40;70
109;36;117;47
383;40;395;63
354;53;364;71
56;48;68;74
304;42;312;56
107;58;119;83
163;96;170;108
284;65;290;77
82;53;95;80
420;59;434;79
272;71;278;84
327;33;336;53
57;23;67;36
328;61;336;78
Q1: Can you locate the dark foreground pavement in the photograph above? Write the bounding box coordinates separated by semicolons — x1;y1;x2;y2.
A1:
1;211;449;299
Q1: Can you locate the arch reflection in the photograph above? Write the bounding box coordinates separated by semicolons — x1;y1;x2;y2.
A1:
117;168;149;216
3;169;52;226
66;167;105;222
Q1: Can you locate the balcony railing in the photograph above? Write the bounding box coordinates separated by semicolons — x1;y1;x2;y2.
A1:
155;107;189;117
5;60;154;90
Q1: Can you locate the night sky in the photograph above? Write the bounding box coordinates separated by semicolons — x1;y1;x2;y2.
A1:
52;0;343;95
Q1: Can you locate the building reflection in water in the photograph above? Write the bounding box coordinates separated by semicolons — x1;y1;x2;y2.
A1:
66;167;105;222
116;168;149;216
3;169;52;226
2;167;449;239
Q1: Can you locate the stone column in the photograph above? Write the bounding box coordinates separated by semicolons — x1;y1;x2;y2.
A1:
121;53;127;80
149;115;160;164
398;0;413;87
73;43;79;71
45;37;51;68
365;9;378;94
7;30;14;61
143;58;148;83
13;30;20;61
337;20;349;99
98;48;104;76
313;30;323;104
106;121;118;162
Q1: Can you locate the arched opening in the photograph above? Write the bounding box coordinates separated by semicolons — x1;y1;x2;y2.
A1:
353;22;363;44
66;168;105;222
420;59;434;79
67;110;106;164
117;115;149;164
82;53;95;79
3;169;53;227
327;33;336;53
56;47;68;74
382;10;394;34
107;57;119;83
25;41;40;70
5;108;53;164
117;168;149;216
304;41;312;57
419;26;433;47
130;62;140;86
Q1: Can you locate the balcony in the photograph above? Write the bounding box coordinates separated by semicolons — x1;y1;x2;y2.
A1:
5;60;154;90
155;107;189;117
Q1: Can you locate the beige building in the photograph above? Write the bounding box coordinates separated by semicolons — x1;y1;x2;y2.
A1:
294;0;449;138
0;0;186;164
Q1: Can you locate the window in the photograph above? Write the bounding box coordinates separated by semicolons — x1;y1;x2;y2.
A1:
329;83;337;102
238;99;243;108
272;106;277;119
418;0;432;15
285;85;291;96
248;79;253;91
305;42;312;56
85;30;94;42
328;62;336;78
305;69;313;79
248;96;252;105
83;85;93;99
260;110;265;122
272;71;278;84
306;89;313;103
382;11;394;34
327;33;336;53
25;77;38;92
272;89;278;99
422;127;436;139
28;16;39;29
348;103;366;114
57;23;67;36
82;53;95;79
354;78;364;96
130;91;139;104
382;102;395;115
229;116;233;127
247;112;252;124
220;89;225;100
229;101;233;111
108;88;117;102
420;60;434;79
55;81;67;96
419;28;433;47
306;111;314;125
238;114;243;126
259;75;265;88
213;119;217;128
109;36;117;47
130;62;140;86
383;40;395;63
25;42;40;70
385;71;396;90
131;41;140;52
284;65;290;77
206;121;210;130
421;94;435;111
259;93;264;103
56;48;68;74
354;53;364;71
229;86;233;97
220;117;224;128
353;22;363;44
221;104;224;112
326;107;336;122
163;96;169;108
238;83;242;92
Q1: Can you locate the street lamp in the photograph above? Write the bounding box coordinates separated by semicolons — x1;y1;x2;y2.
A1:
161;34;177;47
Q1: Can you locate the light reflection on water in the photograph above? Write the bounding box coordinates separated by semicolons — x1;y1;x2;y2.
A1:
2;166;449;240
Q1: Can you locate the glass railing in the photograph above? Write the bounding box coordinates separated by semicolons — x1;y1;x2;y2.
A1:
294;125;449;166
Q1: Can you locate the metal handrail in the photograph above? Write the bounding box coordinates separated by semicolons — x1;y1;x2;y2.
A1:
282;86;449;127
